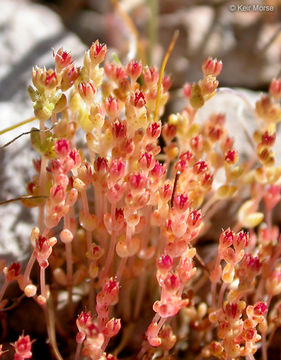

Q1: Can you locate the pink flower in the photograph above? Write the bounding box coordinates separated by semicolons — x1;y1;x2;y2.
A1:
126;60;142;82
89;40;107;65
78;80;96;104
13;335;33;360
4;262;21;282
202;57;223;77
53;48;72;73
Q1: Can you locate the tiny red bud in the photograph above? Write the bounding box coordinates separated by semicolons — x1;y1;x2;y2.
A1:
112;119;127;140
157;254;173;272
109;159;126;182
61;65;80;91
78;80;96;104
138;152;155;171
162;75;172;92
143;66;159;85
224;149;238;165
129;173;147;192
5;262;21;281
146;121;162;139
253;302;268;316
183;83;191;99
193;161;208;175
219;228;234;248
261;131;276;146
187;210;202;228
190;135;204;153
162;124;177;143
126;60;142;82
131;90;146;108
269;78;281;100
55;139;70;158
94;157;108;174
164;273;180;292
105;96;120;119
54;48;72;72
89;39;107;65
202;57;223;77
151;161;166;179
173;193;189;212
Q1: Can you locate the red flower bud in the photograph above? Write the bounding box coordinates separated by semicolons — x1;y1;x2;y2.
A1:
50;184;65;203
112;119;127;140
193;161;208;175
261;130;276;146
225;149;238;165
94;157;108;174
13;334;33;359
105;96;120;119
109;159;126;182
130;90;146;108
159;183;173;202
269;78;281;100
164;273;180;292
55;139;70;158
103;318;121;337
146;121;162;139
190;135;204;153
151;161;166;178
61;65;80;91
138;152;155;171
89;39;107;65
54;48;72;73
264;185;281;211
5;262;21;281
233;231;249;251
202;57;223;77
143;66;159;85
162;75;172;92
162;124;177;143
157;254;173;272
129;173;147;192
78;80;96;104
183;83;191;99
173;193;189;212
219;228;234;248
126;60;142;82
253;302;268;316
187;210;202;228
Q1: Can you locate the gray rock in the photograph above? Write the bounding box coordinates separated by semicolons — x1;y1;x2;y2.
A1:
0;0;86;262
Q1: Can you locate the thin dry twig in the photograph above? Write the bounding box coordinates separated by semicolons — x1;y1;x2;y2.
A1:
0;195;48;206
154;30;179;123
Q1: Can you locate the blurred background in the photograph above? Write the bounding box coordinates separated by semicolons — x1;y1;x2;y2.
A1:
27;0;281;89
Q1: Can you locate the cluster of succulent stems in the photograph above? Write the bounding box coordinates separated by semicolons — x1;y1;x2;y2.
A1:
0;38;281;360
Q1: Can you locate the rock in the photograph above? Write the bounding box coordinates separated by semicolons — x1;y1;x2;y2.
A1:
171;88;281;240
0;0;86;262
156;3;281;88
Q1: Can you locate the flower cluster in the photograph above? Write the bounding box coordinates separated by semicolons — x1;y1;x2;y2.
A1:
1;40;281;360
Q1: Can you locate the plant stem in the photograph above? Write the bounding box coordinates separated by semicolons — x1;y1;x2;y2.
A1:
101;203;117;280
0;116;37;135
74;342;82;360
133;271;146;320
40;266;47;299
0;280;8;302
64;214;73;316
23;252;36;285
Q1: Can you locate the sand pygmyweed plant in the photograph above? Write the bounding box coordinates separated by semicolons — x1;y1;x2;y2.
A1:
1;39;281;360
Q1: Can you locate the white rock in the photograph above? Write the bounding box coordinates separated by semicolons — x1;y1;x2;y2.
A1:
0;0;86;262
